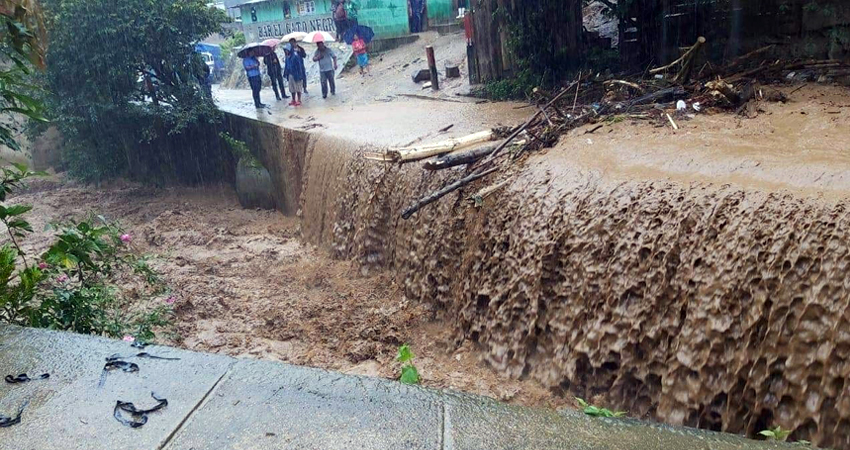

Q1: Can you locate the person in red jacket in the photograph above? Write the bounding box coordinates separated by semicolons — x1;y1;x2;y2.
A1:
352;33;369;75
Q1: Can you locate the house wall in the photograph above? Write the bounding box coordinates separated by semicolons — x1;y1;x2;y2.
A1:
241;0;415;41
358;0;410;38
427;0;455;25
241;0;335;41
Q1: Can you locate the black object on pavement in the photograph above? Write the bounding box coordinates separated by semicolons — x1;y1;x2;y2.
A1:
4;373;50;384
0;402;27;428
105;352;181;362
113;392;168;428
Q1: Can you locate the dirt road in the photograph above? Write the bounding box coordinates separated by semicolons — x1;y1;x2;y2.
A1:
13;178;570;409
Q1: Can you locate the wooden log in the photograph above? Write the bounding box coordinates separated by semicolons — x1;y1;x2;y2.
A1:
423;142;499;170
650;36;706;75
722;45;775;73
389;130;496;162
423;139;527;170
401;167;499;219
445;64;461;78
426;46;439;90
604;79;645;93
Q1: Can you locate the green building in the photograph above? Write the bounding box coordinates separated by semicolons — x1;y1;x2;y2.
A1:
234;0;458;42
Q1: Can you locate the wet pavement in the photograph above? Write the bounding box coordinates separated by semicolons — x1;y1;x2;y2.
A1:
214;87;527;147
213;31;528;147
0;324;797;450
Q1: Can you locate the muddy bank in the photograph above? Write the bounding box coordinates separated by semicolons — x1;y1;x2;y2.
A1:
296;87;850;447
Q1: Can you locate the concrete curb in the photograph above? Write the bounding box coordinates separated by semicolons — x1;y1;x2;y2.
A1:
0;325;796;450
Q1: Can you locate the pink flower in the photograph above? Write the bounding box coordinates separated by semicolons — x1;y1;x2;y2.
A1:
165;295;176;305
122;335;135;343
120;234;132;243
57;274;69;283
38;262;48;270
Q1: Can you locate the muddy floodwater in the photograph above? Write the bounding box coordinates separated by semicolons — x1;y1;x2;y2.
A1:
13;83;850;448
14;180;564;408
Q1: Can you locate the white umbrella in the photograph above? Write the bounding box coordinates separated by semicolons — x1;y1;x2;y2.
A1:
303;31;335;43
281;31;308;42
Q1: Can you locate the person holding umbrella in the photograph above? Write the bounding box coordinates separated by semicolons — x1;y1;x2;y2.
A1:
311;35;338;99
262;43;288;101
242;48;265;108
283;43;305;106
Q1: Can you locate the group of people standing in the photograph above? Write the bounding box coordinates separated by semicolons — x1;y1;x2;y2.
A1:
243;31;369;109
242;37;316;108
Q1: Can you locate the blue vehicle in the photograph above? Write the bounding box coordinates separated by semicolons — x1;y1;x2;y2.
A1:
194;43;225;81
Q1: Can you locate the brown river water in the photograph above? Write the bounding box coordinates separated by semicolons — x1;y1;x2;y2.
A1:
12;83;850;447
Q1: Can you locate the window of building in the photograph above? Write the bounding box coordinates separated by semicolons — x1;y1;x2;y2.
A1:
297;0;316;15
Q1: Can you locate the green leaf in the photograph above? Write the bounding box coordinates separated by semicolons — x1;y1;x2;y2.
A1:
4;204;33;217
7;219;33;233
396;343;414;363
760;430;776;438
400;364;420;385
575;397;589;408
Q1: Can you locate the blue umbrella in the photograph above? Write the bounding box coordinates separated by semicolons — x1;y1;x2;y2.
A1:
343;25;375;45
237;42;274;58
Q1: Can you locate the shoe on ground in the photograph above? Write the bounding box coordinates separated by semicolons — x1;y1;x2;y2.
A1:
288;101;297;106
295;101;302;106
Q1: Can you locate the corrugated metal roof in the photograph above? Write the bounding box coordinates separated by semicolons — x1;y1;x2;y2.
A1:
229;0;273;8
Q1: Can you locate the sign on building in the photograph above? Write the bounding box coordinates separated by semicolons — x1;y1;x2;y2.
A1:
244;14;335;41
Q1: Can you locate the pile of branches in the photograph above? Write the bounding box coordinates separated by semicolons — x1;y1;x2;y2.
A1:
371;36;850;219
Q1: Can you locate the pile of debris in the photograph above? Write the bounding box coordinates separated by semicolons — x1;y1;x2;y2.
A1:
369;36;850;219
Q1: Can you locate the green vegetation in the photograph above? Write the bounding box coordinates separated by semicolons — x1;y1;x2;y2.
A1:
220;132;263;169
575;397;627;418
759;426;793;442
0;0;48;151
396;343;421;385
38;0;227;182
0;166;172;341
221;31;246;63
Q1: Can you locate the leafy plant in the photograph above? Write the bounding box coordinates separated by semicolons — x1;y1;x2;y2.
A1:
0;164;44;324
0;0;49;152
220;132;263;169
220;31;246;63
0;165;172;340
396;343;421;385
40;0;227;182
760;426;793;442
575;397;626;418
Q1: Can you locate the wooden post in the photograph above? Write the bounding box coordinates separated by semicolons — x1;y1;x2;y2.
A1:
426;45;439;90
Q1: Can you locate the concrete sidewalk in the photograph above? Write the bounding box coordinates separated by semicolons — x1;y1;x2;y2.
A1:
0;325;791;450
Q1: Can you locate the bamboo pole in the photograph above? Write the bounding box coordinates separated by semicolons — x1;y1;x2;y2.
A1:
388;130;496;163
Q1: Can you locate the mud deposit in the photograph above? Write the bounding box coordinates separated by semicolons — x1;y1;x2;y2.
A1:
12;179;564;409
300;85;850;447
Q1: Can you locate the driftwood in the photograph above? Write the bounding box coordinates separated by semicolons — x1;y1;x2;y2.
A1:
625;87;686;111
401;167;499;219
423;142;499;170
666;113;679;130
723;45;775;73
477;82;578;168
470;179;511;203
604;79;645;93
423;139;527;171
388;130;496;162
650;37;706;77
